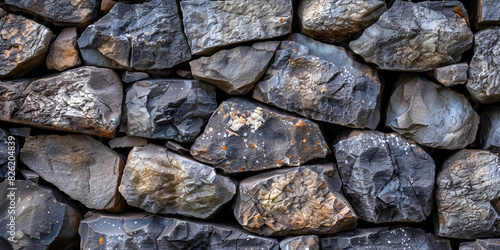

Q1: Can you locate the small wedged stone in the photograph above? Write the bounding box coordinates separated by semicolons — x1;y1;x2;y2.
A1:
480;106;500;150
0;66;123;138
253;33;382;129
0;180;81;250
386;74;479;150
119;144;236;219
467;27;500;104
121;71;149;84
8;127;30;138
0;128;17;180
124;79;217;142
46;27;81;71
20;134;125;212
459;239;500;250
234;163;356;236
180;0;292;55
280;235;320;250
79;212;279;249
190;97;329;174
190;41;279;95
475;0;500;29
349;1;473;71
333;130;435;223
436;149;500;239
298;0;386;43
78;0;191;71
19;169;39;183
433;63;468;87
108;136;147;149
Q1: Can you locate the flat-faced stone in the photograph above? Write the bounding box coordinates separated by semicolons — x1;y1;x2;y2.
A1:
46;27;81;71
475;0;500;29
433;63;468;87
480;106;500;150
108;136;147;149
280;235;320;250
121;71;149;84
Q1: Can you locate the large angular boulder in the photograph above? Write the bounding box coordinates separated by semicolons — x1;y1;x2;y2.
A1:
350;1;473;71
475;0;500;29
298;0;386;43
0;128;17;180
180;0;293;55
124;79;217;142
0;66;123;138
78;0;191;71
20;134;125;212
234;164;357;236
46;27;81;71
480;106;500;150
333;130;435;223
386;74;479;150
190;98;329;174
253;33;382;129
280;235;320;250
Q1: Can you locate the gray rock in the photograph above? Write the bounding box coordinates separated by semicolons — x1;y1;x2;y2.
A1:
8;127;30;138
459;239;500;250
78;0;191;71
436;150;500;239
79;212;279;249
298;0;386;43
190;97;329;174
280;235;320;250
234;163;356;236
480;106;500;150
386;74;479;150
433;63;468;87
475;0;500;29
467;27;500;104
19;169;39;183
121;71;149;84
253;33;382;129
322;226;451;250
20;134;125;212
0;180;81;250
180;0;293;55
165;141;190;155
190;41;279;95
124;79;217;142
333;130;435;223
108;136;147;149
0;12;53;77
119;144;236;219
46;27;81;71
349;1;473;71
0;128;17;180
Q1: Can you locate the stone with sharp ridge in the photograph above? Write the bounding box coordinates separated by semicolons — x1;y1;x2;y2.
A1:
46;27;82;71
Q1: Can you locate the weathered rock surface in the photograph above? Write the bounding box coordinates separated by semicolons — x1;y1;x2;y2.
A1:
79;212;279;249
190;41;279;95
298;0;386;43
19;169;39;183
0;128;17;180
0;66;123;138
433;63;468;87
322;226;451;249
234;163;356;236
480;106;500;150
280;235;320;250
467;27;500;104
46;27;81;71
436;150;500;239
124;79;217;142
475;0;500;28
108;136;147;149
350;1;473;71
0;12;53;77
191;98;329;173
20;134;125;212
121;71;149;84
119;144;236;219
386;74;479;150
180;0;293;55
459;238;500;250
0;180;81;250
253;33;382;129
8;127;30;138
78;0;191;71
333;130;435;223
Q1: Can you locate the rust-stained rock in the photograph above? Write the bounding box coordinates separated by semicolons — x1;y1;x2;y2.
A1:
46;27;82;71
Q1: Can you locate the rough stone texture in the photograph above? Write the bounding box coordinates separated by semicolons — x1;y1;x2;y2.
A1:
190;41;279;95
78;0;191;71
350;1;473;71
475;0;500;28
480;106;500;150
20;134;125;212
0;128;17;180
108;136;147;149
79;212;279;249
322;226;451;250
298;0;386;43
121;71;149;84
386;74;479;150
119;144;236;219
0;66;123;138
433;63;468;87
124;79;217;142
0;12;53;77
165;141;190;155
253;33;382;129
191;98;329;174
180;0;293;55
234;163;357;236
333;130;435;224
280;235;320;250
0;180;81;250
19;169;39;183
467;27;500;104
459;239;500;250
46;27;82;71
436;149;500;239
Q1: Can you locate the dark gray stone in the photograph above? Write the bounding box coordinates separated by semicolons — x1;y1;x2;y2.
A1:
253;33;382;129
78;0;191;71
190;98;329;174
121;71;150;84
108;136;147;149
280;235;320;250
436;150;500;239
0;128;17;180
8;127;30;138
433;63;468;87
386;74;479;150
124;79;217;142
475;0;500;29
350;1;473;71
165;141;190;155
459;239;500;250
480;106;500;150
19;169;39;183
333;130;435;223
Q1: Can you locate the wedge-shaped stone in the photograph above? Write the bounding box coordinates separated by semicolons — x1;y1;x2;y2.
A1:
46;27;81;71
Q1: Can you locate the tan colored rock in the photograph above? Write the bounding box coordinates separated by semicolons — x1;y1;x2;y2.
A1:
46;27;82;71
